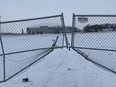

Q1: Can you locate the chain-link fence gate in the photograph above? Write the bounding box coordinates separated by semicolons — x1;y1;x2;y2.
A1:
1;13;116;83
0;13;66;82
71;13;116;74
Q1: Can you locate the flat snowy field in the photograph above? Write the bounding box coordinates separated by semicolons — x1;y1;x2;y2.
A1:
0;48;116;87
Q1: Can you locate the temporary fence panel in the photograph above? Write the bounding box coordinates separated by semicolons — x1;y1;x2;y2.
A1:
0;13;65;82
72;13;116;73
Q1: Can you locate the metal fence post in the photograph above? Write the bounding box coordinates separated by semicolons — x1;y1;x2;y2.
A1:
0;17;6;81
0;35;6;81
0;16;1;34
71;13;76;48
60;13;64;47
61;13;69;48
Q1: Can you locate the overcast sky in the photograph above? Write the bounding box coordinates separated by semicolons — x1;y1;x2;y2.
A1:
0;0;116;25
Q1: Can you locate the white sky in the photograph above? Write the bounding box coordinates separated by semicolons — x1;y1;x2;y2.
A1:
0;0;116;25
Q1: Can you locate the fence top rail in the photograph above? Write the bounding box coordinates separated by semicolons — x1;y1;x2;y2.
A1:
0;14;62;24
73;14;116;17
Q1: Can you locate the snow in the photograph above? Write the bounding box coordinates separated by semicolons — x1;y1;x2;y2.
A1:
73;32;116;73
0;34;64;81
74;32;116;49
1;48;116;87
1;34;63;53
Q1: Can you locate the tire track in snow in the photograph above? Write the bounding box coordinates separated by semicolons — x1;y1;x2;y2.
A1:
44;64;79;87
41;49;81;87
40;49;69;87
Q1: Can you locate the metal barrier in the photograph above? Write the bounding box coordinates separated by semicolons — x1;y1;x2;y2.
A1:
1;13;116;82
0;13;65;82
71;13;116;74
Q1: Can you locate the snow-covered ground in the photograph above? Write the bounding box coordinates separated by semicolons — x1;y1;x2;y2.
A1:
1;34;63;53
0;34;63;81
74;32;116;49
0;33;116;87
73;32;116;73
0;48;116;87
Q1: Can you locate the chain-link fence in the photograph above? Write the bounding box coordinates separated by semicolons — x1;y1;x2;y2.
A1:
0;13;65;82
1;13;116;82
71;13;116;74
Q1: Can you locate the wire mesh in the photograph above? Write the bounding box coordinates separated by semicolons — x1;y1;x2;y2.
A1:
0;13;65;82
73;48;116;73
5;49;53;80
72;14;116;73
0;55;4;82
